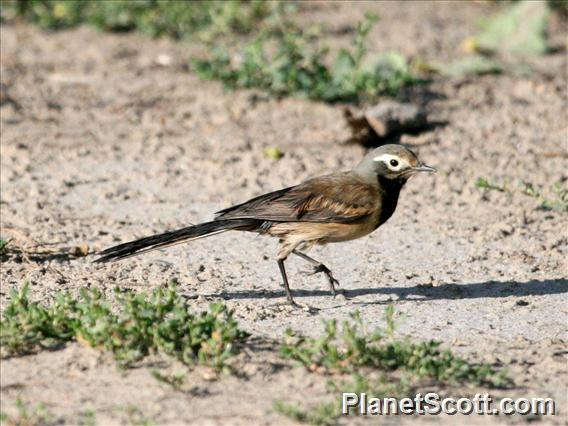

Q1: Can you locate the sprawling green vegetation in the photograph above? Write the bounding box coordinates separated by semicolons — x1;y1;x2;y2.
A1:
472;0;550;57
0;0;283;39
2;0;563;101
2;2;417;103
276;307;511;425
193;14;417;103
281;307;510;386
0;282;247;370
477;178;568;212
0;284;512;425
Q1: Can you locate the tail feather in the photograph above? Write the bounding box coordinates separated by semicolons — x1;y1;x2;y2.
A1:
95;219;258;263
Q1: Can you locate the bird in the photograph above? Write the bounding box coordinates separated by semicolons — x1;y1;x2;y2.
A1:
96;144;435;307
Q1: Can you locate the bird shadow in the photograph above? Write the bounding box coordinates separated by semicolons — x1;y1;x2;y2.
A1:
192;278;568;304
0;246;86;263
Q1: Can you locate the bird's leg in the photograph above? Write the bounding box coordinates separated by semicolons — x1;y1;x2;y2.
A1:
277;258;318;312
277;258;299;307
293;250;340;297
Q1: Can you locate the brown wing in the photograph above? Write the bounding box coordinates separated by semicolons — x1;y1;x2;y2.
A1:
215;172;379;223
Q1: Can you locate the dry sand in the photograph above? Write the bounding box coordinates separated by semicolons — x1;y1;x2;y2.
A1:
1;2;567;425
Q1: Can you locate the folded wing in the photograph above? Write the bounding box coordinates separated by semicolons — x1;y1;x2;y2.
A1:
215;172;378;223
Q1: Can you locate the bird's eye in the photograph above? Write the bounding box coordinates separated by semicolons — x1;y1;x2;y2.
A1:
390;159;399;167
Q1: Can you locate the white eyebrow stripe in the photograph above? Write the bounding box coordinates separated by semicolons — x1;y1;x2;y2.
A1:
373;153;411;170
373;153;396;162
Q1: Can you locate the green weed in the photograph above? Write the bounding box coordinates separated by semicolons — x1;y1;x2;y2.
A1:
477;178;568;212
476;177;507;192
277;308;510;425
81;409;97;426
0;282;248;370
473;0;550;57
522;181;568;212
3;3;416;103
280;308;510;387
192;13;417;104
0;283;78;355
438;1;554;78
1;0;283;40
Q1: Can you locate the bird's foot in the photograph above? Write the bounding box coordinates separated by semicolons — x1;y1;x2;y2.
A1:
302;264;341;297
332;288;347;300
286;297;319;313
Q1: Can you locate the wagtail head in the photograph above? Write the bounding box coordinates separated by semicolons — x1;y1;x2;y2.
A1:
355;144;436;182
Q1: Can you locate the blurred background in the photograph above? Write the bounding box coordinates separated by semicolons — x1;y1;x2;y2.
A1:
0;1;566;425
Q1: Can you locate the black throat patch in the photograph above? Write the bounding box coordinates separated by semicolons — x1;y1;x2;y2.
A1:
376;175;406;227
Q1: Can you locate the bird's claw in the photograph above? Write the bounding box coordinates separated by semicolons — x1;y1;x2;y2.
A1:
286;298;319;312
300;264;341;297
302;264;337;280
300;265;324;277
313;264;332;275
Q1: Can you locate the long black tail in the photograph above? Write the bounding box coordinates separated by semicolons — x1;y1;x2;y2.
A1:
95;219;259;263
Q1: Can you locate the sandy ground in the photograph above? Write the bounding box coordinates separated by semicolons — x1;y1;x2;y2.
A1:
1;2;567;425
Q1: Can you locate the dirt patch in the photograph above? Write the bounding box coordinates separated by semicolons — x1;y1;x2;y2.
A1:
1;2;567;424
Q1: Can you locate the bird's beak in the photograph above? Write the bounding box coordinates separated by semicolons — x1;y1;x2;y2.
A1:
412;164;437;173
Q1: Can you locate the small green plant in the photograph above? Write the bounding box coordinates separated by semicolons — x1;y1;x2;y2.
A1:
281;307;510;387
0;282;248;370
473;0;550;57
477;177;568;212
3;2;415;103
0;283;78;356
81;409;97;426
475;177;507;192
438;1;554;78
523;181;568;212
277;308;510;425
193;13;417;104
